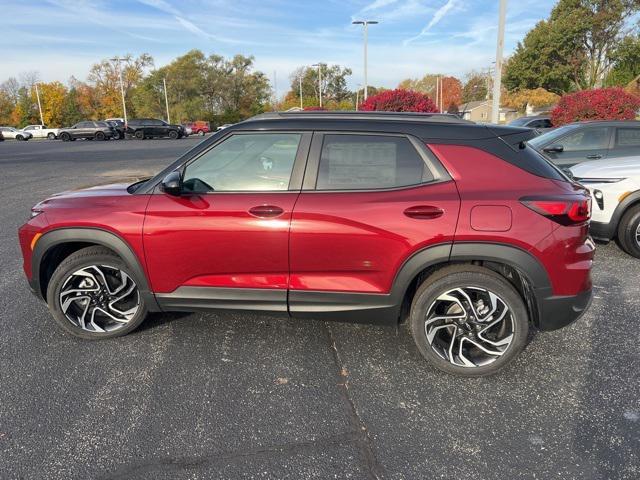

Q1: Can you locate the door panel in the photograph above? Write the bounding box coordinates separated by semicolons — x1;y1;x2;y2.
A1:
289;182;459;294
143;192;298;293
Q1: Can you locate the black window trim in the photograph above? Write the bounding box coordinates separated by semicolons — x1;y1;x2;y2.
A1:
301;131;451;192
159;130;313;195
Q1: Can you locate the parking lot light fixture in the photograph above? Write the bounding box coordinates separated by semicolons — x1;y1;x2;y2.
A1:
312;63;325;108
110;57;128;125
352;20;378;101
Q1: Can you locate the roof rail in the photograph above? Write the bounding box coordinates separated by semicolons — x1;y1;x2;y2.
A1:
245;111;473;124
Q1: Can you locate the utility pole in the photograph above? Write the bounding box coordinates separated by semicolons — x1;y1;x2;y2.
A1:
355;84;362;110
299;70;304;109
273;70;278;109
163;77;170;124
312;63;323;108
110;57;128;124
352;20;378;100
34;83;44;125
491;0;507;124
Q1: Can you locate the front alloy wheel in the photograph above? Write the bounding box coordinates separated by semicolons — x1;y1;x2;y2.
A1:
59;265;139;333
47;246;147;338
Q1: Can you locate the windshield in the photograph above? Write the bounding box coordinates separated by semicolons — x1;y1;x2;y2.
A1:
528;124;577;149
508;117;531;126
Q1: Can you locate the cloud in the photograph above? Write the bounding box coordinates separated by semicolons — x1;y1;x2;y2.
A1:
404;0;460;45
362;0;399;12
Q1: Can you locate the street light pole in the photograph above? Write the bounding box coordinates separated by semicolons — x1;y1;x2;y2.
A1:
34;83;44;125
491;0;507;124
163;77;170;124
110;57;128;125
352;20;378;101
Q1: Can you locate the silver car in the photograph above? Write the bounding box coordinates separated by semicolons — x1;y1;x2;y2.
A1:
0;127;32;141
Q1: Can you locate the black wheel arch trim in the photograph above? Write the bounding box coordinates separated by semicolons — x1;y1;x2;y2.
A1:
31;227;160;311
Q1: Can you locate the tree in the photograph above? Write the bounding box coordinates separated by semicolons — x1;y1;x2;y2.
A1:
461;72;488;103
288;64;352;106
550;87;640;125
502;88;560;112
34;81;68;127
359;89;439;112
606;34;640;87
504;0;640;93
398;74;462;111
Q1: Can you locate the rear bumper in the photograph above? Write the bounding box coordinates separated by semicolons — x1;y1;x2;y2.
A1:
589;221;614;242
536;288;592;331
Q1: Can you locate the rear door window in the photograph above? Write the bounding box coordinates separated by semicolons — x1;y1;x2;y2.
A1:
315;134;433;190
615;128;640;147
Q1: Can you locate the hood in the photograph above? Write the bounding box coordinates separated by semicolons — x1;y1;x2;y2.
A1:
570;156;640;179
36;183;131;209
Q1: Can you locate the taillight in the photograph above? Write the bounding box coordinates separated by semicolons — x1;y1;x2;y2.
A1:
521;196;591;225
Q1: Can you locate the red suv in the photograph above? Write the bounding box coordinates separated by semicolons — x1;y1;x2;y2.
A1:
18;112;594;376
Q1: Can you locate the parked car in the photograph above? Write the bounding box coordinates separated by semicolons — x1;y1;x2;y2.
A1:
18;111;594;377
22;124;60;140
216;123;233;131
0;131;4;141
571;156;640;258
508;115;553;132
185;121;211;136
126;118;184;139
58;121;115;141
0;127;32;141
104;120;125;139
182;125;192;137
529;120;640;168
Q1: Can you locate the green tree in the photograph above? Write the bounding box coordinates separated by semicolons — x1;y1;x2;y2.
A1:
288;64;352;106
504;0;640;93
461;72;488;103
605;34;640;86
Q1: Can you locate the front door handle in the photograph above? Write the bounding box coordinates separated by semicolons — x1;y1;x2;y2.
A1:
249;205;284;218
404;205;444;220
586;154;602;160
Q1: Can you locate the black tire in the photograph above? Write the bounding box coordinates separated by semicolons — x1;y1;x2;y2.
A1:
16;134;24;141
168;130;179;139
47;132;56;140
60;132;70;142
95;131;105;141
409;265;529;377
134;130;145;140
617;204;640;258
46;246;148;340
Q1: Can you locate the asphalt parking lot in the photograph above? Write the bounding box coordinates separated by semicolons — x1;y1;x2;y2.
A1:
0;138;638;480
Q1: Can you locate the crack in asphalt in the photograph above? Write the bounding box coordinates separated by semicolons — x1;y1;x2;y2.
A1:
99;430;361;479
324;322;386;480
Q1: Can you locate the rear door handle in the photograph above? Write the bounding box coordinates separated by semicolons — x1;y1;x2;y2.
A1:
586;154;602;159
249;205;284;218
404;205;444;220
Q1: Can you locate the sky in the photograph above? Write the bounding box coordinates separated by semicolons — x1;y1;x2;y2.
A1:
1;0;557;96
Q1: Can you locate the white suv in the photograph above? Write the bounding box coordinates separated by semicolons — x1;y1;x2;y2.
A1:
571;157;640;258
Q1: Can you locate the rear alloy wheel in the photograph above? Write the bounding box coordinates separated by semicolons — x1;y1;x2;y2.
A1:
410;265;528;376
617;205;640;258
60;132;70;142
16;134;24;141
95;131;105;141
47;132;56;140
47;246;147;339
198;130;205;136
168;130;179;139
135;130;145;140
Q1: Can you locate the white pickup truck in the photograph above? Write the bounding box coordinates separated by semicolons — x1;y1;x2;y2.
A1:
21;125;60;140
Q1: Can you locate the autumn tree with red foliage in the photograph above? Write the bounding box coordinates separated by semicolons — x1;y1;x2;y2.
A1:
551;87;640;126
359;89;439;113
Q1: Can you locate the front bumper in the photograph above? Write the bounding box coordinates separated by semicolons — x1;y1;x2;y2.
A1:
536;288;592;331
589;221;615;242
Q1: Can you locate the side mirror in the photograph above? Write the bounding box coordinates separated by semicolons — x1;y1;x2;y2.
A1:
160;171;182;196
543;144;564;153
